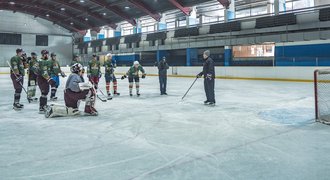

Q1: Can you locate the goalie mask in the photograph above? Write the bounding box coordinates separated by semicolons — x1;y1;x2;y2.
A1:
71;63;83;73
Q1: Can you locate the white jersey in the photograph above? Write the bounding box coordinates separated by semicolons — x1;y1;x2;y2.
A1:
65;73;83;92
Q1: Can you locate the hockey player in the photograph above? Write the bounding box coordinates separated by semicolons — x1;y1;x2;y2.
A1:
37;50;56;113
104;53;120;97
27;52;39;102
49;52;66;100
9;48;27;110
70;54;82;66
121;61;146;96
45;63;98;118
87;54;101;90
196;50;216;105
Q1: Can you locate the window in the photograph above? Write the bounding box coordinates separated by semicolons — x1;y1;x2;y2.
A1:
166;21;175;29
36;35;48;46
0;33;21;45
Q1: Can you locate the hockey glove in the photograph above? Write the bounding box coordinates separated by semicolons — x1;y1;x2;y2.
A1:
15;74;23;82
142;74;146;79
48;78;56;86
121;75;127;80
60;71;66;78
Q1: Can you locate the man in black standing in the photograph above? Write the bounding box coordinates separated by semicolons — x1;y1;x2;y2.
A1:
157;56;169;95
197;50;215;105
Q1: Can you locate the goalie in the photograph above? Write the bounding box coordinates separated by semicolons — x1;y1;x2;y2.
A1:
45;63;98;118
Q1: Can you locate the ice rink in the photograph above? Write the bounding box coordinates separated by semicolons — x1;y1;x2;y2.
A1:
1;73;330;180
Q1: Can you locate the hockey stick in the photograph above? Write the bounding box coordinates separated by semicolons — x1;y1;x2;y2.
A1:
98;88;112;100
7;61;30;97
181;77;198;100
88;79;107;102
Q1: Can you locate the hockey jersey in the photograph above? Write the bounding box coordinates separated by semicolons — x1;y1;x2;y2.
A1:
126;65;145;77
50;59;62;76
10;55;25;76
28;57;39;75
88;60;100;76
38;59;51;80
104;60;115;75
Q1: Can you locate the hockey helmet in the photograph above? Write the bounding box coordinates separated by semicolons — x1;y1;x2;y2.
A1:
73;53;79;58
31;52;37;56
41;49;49;55
106;53;112;57
133;61;139;65
71;63;83;73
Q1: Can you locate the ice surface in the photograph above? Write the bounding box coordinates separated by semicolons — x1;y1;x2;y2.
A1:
1;74;330;180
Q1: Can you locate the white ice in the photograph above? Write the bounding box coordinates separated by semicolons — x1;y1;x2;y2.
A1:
1;74;330;180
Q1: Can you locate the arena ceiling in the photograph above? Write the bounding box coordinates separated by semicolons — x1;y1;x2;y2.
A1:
0;0;231;33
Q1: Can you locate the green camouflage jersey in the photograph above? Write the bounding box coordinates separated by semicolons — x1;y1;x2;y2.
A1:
87;60;100;76
104;60;115;75
50;59;62;76
38;58;51;80
10;55;25;76
28;57;39;75
126;65;145;77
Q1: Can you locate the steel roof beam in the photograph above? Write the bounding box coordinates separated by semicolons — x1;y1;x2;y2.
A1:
127;0;161;21
0;5;82;32
0;0;91;29
168;0;191;16
218;0;231;9
52;0;117;29
88;0;136;26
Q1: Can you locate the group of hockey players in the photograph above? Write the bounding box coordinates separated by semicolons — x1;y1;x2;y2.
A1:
9;49;147;117
9;49;66;112
9;47;214;117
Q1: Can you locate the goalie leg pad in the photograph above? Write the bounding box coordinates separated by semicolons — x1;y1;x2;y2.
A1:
45;104;80;118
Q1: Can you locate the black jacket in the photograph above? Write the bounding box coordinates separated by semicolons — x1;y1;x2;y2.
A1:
200;56;215;78
157;61;169;76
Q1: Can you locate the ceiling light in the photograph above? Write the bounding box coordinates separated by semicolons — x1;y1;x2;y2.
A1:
60;7;65;11
125;6;130;9
85;17;88;21
9;2;15;5
46;14;49;17
80;0;85;3
70;22;74;25
103;12;107;16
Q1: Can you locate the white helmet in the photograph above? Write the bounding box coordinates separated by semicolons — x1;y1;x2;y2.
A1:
133;61;139;65
106;53;112;57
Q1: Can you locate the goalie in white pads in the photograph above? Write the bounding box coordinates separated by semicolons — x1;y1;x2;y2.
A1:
45;63;98;118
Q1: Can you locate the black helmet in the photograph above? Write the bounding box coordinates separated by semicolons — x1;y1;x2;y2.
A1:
41;50;49;55
16;48;23;53
71;63;83;73
92;53;97;57
31;52;37;56
51;52;56;57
